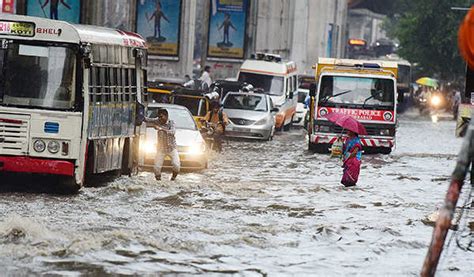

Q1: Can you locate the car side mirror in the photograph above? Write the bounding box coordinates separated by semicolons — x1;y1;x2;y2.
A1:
309;83;317;97
271;107;279;113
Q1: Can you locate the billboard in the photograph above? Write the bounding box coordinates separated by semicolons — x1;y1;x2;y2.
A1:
136;0;181;57
207;0;248;60
26;0;81;23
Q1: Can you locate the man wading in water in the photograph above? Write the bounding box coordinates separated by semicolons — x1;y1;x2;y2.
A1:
145;108;180;181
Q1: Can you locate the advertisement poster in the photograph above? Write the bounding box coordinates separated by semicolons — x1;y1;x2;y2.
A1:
136;0;181;57
207;0;248;60
26;0;81;23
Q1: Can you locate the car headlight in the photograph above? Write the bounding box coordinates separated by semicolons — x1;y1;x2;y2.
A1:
254;117;269;125
188;143;206;155
142;140;156;154
47;140;60;154
380;129;390;136
33;139;46;152
431;95;442;106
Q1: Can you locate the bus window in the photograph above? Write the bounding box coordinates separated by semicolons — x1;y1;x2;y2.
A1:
122;47;128;65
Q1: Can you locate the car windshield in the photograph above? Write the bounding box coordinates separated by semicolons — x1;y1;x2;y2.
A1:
147;107;197;130
0;42;76;110
238;72;284;96
318;76;395;108
224;94;267;111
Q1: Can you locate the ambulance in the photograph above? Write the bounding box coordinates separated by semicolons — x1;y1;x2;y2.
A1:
237;53;297;131
308;58;398;154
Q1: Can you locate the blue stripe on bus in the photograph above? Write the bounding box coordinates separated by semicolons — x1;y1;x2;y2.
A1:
44;122;59;134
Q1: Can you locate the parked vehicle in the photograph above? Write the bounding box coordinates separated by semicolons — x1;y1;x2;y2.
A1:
139;104;208;171
223;92;277;140
0;14;148;192
294;75;315;126
237;53;297;131
308;58;398;154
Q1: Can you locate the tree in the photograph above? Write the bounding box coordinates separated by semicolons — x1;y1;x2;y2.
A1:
383;0;470;82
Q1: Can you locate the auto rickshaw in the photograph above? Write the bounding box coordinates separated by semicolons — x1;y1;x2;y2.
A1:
147;78;186;104
171;87;219;129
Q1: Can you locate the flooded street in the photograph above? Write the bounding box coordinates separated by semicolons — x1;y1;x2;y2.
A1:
0;113;473;276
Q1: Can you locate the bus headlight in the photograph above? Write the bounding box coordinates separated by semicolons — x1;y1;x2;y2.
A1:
33;140;46;153
188;143;206;155
380;129;390;136
47;141;60;154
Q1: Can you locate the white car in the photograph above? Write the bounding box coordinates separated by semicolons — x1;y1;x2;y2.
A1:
139;104;208;171
223;92;277;140
294;88;309;126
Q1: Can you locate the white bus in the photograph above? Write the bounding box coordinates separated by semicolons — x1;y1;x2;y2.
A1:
0;14;147;192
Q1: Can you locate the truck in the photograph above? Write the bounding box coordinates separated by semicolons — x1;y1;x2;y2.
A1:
308;58;398;154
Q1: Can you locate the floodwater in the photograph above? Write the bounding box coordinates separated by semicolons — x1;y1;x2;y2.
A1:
1;112;473;276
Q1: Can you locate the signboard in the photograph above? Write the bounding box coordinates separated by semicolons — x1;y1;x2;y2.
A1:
136;0;181;57
26;0;81;24
1;0;15;13
317;107;395;122
0;21;35;37
207;0;248;60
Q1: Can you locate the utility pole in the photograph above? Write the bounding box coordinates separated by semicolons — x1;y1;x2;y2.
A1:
200;0;211;72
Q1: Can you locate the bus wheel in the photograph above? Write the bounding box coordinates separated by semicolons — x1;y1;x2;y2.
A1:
58;176;81;194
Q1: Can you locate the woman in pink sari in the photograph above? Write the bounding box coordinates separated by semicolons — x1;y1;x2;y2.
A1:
341;130;362;187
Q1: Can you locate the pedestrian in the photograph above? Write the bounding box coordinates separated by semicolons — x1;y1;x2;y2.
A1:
199;65;212;88
145;108;180;181
341;130;362;187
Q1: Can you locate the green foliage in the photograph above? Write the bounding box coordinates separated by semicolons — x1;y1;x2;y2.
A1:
383;0;471;81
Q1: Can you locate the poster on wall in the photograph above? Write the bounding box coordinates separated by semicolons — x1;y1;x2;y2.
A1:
136;0;181;57
26;0;81;23
207;0;248;60
1;0;16;14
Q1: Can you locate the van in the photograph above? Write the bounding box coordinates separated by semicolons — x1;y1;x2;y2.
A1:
237;53;298;131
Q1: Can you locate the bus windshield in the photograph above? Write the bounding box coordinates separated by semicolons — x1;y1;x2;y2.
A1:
0;42;76;110
318;76;395;108
238;72;284;96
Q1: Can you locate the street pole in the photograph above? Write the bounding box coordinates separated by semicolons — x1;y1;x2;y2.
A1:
200;0;210;74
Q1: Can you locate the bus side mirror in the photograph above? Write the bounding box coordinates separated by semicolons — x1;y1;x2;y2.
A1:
309;83;317;97
135;102;145;126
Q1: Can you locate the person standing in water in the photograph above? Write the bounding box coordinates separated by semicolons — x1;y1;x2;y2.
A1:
41;0;72;20
341;130;363;187
145;108;180;181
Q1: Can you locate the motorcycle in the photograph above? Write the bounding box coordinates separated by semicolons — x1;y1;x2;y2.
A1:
200;121;222;152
